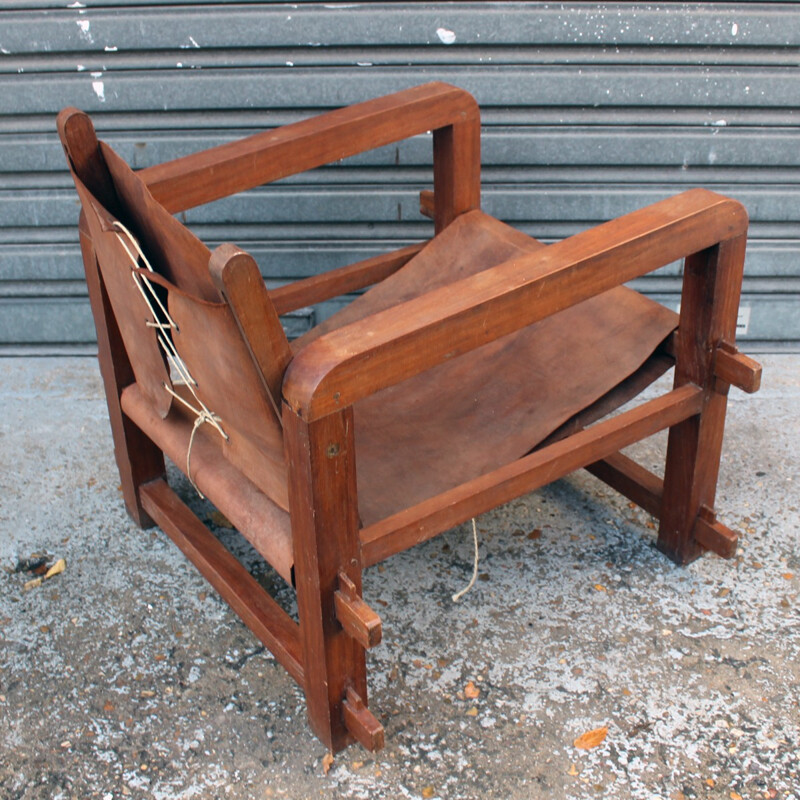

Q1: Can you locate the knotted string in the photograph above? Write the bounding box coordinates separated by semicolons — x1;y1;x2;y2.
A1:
112;221;228;496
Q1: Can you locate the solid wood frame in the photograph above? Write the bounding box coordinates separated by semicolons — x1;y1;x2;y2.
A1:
60;82;761;753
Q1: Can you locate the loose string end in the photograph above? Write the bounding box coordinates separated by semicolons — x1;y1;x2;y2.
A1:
452;517;479;603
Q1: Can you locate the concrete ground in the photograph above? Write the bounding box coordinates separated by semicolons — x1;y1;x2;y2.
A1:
0;355;798;800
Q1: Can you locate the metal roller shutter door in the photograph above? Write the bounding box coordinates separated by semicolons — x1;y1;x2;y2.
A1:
2;2;798;351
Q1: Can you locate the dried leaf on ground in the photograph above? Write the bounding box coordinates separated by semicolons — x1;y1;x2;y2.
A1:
464;681;480;699
422;787;435;799
322;752;334;775
573;726;608;750
45;558;66;579
23;577;42;592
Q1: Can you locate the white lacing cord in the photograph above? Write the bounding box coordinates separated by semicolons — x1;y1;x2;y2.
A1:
452;517;480;603
112;221;228;497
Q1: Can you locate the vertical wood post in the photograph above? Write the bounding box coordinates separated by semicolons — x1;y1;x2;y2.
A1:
284;405;368;752
658;233;747;564
80;219;165;527
432;114;481;233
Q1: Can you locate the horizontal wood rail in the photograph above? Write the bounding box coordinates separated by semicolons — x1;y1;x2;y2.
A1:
284;189;748;421
270;242;427;316
140;479;304;685
360;384;703;566
586;451;663;517
141;82;479;213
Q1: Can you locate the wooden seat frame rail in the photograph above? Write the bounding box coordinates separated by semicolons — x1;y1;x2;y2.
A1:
62;82;761;753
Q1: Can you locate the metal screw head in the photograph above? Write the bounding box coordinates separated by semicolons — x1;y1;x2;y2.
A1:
326;443;340;458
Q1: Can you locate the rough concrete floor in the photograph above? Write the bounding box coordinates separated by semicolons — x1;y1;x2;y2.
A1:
0;356;798;800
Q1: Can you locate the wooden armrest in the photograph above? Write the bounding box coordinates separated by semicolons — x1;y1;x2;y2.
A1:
140;82;479;214
282;188;748;421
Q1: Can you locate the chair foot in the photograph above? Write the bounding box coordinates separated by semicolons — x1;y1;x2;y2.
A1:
657;504;739;564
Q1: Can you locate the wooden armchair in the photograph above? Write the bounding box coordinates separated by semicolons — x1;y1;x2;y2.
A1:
57;82;761;753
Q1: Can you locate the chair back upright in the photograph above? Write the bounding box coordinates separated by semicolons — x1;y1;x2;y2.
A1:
58;109;291;509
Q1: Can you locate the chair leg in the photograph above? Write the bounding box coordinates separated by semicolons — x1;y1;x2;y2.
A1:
81;224;165;527
284;406;377;752
658;235;747;564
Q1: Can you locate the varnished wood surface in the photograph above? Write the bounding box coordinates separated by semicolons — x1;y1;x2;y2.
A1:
273;243;426;317
59;82;759;754
121;384;294;584
210;244;293;422
139;479;303;685
693;506;739;559
314;211;679;524
360;384;704;566
586;452;663;518
285;407;367;752
714;340;762;394
283;189;748;421
658;234;748;563
141;82;479;215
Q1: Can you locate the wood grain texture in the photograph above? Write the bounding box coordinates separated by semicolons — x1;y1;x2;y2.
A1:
586;452;663;518
693;506;738;559
714;340;762;394
342;686;384;752
284;406;368;752
360;384;703;566
141;82;479;214
139;479;303;684
121;383;294;584
658;233;748;563
283;189;748;421
59;82;759;754
334;572;382;650
210;244;292;423
271;243;426;316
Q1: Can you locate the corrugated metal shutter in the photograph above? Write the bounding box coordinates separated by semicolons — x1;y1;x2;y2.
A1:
2;2;798;352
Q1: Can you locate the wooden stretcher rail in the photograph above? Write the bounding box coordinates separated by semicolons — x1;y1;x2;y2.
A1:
359;383;704;566
586;452;738;559
271;242;427;316
139;479;304;686
586;451;663;517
